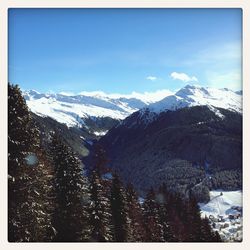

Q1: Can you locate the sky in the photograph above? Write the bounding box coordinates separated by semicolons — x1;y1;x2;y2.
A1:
8;8;242;94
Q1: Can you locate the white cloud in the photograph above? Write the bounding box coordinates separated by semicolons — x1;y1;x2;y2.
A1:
170;72;198;82
146;76;158;81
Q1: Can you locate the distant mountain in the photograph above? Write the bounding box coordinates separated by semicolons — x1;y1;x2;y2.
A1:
119;85;242;130
99;105;242;197
97;85;242;198
23;89;173;128
31;113;92;159
23;85;241;129
142;84;241;116
235;90;242;95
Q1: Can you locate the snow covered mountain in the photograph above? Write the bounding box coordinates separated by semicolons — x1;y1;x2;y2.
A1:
23;84;241;128
97;85;242;198
119;84;242;128
23;89;173;127
145;84;242;115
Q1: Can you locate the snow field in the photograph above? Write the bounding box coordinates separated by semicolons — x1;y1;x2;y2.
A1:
199;190;242;242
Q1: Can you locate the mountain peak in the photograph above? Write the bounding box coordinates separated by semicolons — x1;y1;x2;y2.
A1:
175;84;211;98
28;89;41;95
145;84;242;115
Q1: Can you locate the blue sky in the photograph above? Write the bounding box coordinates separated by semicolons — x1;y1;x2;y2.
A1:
8;8;242;93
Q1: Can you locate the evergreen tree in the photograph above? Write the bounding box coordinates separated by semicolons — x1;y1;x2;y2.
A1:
142;188;164;242
157;185;176;242
126;184;146;242
89;170;113;241
213;231;222;242
110;173;131;242
186;196;203;241
8;83;53;242
50;134;91;241
34;150;56;241
165;192;187;241
200;216;216;241
199;216;223;242
91;143;109;176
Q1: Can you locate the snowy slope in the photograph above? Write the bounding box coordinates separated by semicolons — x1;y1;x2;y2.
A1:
199;190;242;217
146;85;242;114
23;89;173;127
199;190;242;242
23;84;241;128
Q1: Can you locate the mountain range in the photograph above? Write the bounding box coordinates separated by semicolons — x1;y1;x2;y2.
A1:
96;85;241;199
24;85;241;129
23;89;173;128
24;84;242;200
99;105;242;196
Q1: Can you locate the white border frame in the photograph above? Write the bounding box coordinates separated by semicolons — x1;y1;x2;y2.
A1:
1;1;249;250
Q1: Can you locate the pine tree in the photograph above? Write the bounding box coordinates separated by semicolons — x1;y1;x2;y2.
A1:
142;188;164;242
110;173;131;242
50;134;91;242
126;184;146;242
89;170;113;241
213;231;222;242
91;143;109;176
200;216;216;241
8;83;53;242
175;196;191;241
186;196;203;241
34;150;56;241
199;216;223;242
157;185;176;242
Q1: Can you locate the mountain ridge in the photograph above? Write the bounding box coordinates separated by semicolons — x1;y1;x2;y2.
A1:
23;84;242;128
23;89;173;127
144;84;242;114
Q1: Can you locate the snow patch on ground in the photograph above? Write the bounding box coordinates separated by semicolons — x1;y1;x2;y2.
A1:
199;190;242;242
199;190;242;216
208;106;225;119
85;140;93;146
93;130;108;136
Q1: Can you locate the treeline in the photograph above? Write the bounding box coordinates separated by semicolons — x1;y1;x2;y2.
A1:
8;84;221;242
210;169;242;190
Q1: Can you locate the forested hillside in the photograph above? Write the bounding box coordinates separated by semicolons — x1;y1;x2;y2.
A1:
99;106;242;201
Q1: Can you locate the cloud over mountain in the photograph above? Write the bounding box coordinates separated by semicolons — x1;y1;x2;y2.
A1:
170;72;198;83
